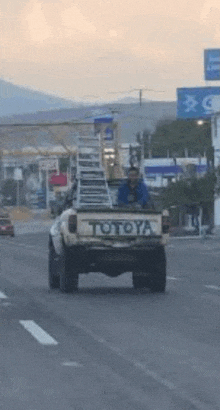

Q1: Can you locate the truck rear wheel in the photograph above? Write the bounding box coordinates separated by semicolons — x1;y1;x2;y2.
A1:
150;246;166;293
132;273;151;290
132;246;166;292
59;247;79;293
48;243;60;289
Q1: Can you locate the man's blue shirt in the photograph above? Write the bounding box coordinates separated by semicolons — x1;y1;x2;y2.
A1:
117;180;150;207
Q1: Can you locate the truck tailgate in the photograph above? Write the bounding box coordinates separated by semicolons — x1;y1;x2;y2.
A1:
77;210;161;237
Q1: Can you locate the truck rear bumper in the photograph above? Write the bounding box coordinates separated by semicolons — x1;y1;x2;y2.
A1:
68;244;163;276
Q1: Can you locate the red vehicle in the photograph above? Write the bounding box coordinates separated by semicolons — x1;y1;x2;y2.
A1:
0;217;15;237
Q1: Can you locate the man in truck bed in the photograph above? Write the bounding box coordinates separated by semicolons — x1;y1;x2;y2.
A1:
118;166;151;208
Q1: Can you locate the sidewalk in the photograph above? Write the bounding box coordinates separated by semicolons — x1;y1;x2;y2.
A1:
10;208;53;235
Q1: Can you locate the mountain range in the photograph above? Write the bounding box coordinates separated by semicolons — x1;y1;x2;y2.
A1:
0;79;79;117
0;79;177;143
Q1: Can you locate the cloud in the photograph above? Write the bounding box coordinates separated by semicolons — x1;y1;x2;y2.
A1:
24;0;53;43
1;0;218;101
61;4;97;36
109;30;118;38
200;0;220;22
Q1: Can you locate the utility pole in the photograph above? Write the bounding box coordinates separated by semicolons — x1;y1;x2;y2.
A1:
108;87;164;106
139;89;142;106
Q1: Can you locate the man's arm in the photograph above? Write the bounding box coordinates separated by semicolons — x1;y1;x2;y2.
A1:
117;184;128;206
138;183;155;209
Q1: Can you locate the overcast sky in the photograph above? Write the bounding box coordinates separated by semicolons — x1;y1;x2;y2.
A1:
1;0;220;102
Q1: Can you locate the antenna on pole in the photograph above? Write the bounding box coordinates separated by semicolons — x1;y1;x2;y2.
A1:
108;87;165;105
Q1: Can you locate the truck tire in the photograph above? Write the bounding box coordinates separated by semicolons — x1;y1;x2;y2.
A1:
150;246;166;293
59;247;79;293
132;273;151;290
48;244;60;289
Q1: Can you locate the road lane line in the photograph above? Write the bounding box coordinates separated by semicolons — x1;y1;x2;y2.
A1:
62;361;83;367
19;320;58;345
0;291;8;299
70;319;211;410
204;285;220;291
167;276;180;280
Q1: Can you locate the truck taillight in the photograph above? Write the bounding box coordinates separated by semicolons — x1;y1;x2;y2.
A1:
162;216;170;234
68;215;77;233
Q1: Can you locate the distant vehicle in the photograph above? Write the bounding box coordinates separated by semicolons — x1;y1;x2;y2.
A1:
0;216;14;237
0;208;10;218
2;195;15;206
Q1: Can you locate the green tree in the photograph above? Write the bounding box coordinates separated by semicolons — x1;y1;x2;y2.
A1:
161;172;216;209
160;172;215;227
148;119;213;162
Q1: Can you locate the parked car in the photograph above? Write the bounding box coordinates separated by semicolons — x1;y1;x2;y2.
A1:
0;217;15;237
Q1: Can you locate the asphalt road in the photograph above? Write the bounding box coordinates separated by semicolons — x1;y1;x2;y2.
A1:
1;229;220;410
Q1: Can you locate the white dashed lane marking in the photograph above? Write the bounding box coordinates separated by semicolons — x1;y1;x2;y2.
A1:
62;361;83;367
19;320;58;346
0;290;8;299
204;285;220;291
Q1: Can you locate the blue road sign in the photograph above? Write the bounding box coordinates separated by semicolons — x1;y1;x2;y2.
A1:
177;87;220;119
204;49;220;81
94;116;113;123
104;126;114;140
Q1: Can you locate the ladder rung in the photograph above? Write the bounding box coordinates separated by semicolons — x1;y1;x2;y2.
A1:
78;162;101;167
79;154;100;159
78;136;99;140
80;194;110;198
80;179;105;184
78;147;99;152
78;143;100;148
77;205;112;209
79;175;105;180
79;167;103;170
78;170;104;175
80;170;104;175
79;200;112;204
80;189;108;194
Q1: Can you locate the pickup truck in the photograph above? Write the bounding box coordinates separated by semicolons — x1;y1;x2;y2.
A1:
48;192;170;293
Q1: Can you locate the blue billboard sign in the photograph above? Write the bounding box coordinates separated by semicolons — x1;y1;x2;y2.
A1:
204;49;220;81
177;87;220;119
94;116;113;123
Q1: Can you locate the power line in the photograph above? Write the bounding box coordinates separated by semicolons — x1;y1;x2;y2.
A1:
108;87;165;106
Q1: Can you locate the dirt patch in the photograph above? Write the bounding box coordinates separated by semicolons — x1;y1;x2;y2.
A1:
41;210;51;220
9;207;32;221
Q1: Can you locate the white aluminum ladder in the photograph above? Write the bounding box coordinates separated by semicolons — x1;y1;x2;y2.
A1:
76;134;113;209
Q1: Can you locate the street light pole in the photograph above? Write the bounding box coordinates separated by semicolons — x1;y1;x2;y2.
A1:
211;112;220;233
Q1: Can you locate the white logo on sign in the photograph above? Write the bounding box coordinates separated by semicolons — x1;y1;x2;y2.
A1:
183;95;198;112
202;95;215;113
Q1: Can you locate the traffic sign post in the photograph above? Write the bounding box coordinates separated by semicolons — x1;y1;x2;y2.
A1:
210;103;220;232
14;168;23;208
38;158;59;209
177;87;220;233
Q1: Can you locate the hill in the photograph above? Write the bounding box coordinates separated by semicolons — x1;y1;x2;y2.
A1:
0;99;177;144
0;79;79;117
